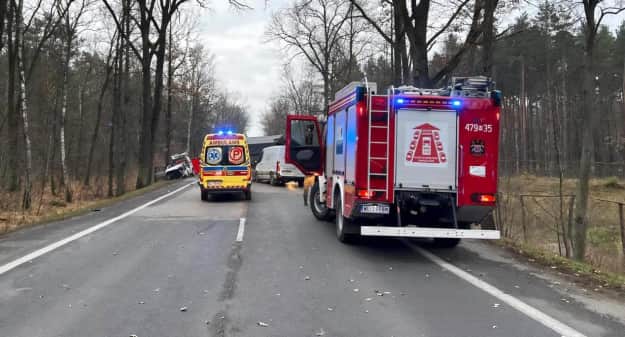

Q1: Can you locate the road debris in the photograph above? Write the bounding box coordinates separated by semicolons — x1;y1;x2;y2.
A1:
305;276;311;280
561;298;571;303
180;306;188;312
348;279;355;283
365;297;373;301
257;321;269;327
492;303;500;308
138;301;145;305
112;251;119;256
205;320;210;325
364;310;369;313
315;328;326;336
492;325;497;329
154;288;160;293
514;285;520;289
327;307;334;311
130;335;137;337
353;288;359;292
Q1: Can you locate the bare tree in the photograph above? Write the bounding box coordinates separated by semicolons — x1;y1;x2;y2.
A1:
267;0;354;114
571;0;625;261
57;0;89;202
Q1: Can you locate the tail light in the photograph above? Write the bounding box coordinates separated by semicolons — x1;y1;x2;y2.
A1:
472;193;496;204
357;189;374;199
276;161;281;174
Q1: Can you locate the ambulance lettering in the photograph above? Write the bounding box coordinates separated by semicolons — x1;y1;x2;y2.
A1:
405;123;448;167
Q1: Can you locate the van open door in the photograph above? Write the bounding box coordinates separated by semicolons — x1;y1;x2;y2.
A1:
285;115;323;175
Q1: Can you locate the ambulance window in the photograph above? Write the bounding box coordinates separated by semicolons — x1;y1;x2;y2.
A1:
205;146;246;165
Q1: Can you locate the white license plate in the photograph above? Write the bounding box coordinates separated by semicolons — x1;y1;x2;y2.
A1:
208;181;221;187
361;205;390;214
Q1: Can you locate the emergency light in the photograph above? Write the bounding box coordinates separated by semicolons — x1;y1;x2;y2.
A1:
451;100;462;107
395;98;405;104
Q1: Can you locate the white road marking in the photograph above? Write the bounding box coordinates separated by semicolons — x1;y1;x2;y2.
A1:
412;245;587;337
236;218;246;242
0;182;194;276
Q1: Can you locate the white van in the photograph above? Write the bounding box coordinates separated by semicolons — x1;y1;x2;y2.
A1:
254;145;305;186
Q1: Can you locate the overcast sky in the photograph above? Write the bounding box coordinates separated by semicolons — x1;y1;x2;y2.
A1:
197;1;625;137
197;1;290;137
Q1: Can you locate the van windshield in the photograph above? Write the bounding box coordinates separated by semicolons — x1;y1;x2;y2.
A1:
205;145;247;166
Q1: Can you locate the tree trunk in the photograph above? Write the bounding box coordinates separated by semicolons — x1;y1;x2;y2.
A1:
60;38;72;202
116;0;130;196
6;0;19;192
17;0;32;210
481;0;498;77
572;11;598;261
135;11;153;189
165;26;174;163
84;51;113;186
149;25;169;181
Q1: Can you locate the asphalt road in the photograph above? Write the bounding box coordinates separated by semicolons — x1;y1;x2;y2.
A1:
0;179;624;337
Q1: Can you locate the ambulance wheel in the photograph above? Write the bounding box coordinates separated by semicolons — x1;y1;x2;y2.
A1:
335;193;359;244
432;238;461;248
310;182;332;221
201;189;209;201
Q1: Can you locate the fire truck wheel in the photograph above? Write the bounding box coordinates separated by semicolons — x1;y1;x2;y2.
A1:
335;193;359;244
432;238;461;248
201;189;209;201
309;181;332;221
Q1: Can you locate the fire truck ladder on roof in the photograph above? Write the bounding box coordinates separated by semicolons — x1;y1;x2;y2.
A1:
366;85;391;198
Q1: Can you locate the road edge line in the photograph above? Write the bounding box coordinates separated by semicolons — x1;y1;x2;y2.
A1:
412;245;587;337
236;218;246;242
0;182;194;276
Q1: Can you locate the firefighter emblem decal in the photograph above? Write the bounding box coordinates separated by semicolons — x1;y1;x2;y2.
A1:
405;123;448;166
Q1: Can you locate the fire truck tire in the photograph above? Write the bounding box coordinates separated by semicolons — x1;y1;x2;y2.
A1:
201;189;209;201
244;189;252;201
334;192;359;244
432;238;461;248
309;181;333;221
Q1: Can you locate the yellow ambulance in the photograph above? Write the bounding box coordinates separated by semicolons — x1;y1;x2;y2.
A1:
199;131;252;201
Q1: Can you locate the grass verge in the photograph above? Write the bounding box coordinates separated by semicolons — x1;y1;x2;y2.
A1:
495;238;625;296
0;180;175;236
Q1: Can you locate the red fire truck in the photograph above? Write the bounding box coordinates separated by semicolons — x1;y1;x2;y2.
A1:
285;76;501;247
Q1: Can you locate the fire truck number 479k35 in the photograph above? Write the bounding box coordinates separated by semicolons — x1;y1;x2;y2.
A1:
285;76;502;248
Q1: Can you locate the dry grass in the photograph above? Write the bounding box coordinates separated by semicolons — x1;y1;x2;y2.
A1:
0;177;172;235
497;175;625;276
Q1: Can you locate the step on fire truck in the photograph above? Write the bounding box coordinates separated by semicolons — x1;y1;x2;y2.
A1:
285;76;502;247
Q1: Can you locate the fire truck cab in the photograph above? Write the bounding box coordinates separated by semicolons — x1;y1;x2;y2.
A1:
285;77;501;247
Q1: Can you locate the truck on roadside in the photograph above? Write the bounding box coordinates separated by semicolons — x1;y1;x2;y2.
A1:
285;77;502;247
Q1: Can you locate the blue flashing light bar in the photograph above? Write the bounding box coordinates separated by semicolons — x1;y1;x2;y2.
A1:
451;99;462;107
396;98;405;104
227;130;233;135
218;130;224;135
